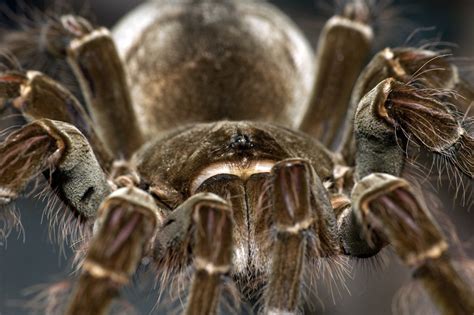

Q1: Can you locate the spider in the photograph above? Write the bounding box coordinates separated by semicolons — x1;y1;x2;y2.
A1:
0;0;473;314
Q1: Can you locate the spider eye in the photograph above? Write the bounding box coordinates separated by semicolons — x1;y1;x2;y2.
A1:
229;134;253;150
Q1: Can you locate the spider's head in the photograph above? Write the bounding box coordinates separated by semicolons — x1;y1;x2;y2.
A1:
132;120;335;275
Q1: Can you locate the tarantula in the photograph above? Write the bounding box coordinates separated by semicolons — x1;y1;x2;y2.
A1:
0;0;473;314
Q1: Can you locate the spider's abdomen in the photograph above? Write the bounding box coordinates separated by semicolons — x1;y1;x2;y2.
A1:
113;0;315;137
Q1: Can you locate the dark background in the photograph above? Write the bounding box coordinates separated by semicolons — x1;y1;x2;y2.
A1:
0;0;473;314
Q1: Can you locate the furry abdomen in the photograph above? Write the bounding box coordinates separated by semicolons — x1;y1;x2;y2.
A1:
113;0;315;137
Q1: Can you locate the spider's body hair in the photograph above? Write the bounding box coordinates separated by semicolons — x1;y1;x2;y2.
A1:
0;202;23;247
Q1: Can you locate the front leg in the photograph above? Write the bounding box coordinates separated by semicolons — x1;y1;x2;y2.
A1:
338;78;474;314
263;159;312;314
185;195;233;315
339;47;474;166
264;159;340;314
153;193;233;315
351;174;474;315
354;78;473;179
0;119;110;218
66;187;160;315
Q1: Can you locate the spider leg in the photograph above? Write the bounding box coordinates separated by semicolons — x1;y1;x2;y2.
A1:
0;70;113;168
59;15;144;158
152;193;232;315
0;119;110;218
353;78;473;179
350;174;474;315
66;187;160;315
264;159;339;314
185;195;233;315
264;159;311;314
337;72;473;252
299;0;373;147
336;78;474;313
339;47;474;166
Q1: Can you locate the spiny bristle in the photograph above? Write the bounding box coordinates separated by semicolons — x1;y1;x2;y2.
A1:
350;248;390;276
0;203;24;247
389;85;460;151
303;256;352;307
151;265;193;314
401;142;474;211
386;81;473;186
20;280;72;315
450;133;474;179
36;185;93;256
392;280;437;315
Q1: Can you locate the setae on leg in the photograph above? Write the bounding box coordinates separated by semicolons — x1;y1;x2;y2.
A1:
0;69;113;168
66;187;160;315
0;119;110;219
299;0;373;147
152;193;233;315
60;15;145;158
264;159;340;314
339;47;474;166
340;77;474;314
351;174;474;315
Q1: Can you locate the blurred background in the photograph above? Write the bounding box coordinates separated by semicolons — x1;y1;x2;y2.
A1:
0;0;473;314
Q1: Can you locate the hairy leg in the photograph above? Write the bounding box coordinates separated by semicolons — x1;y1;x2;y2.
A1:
338;72;473;257
185;196;233;315
353;77;473;179
152;193;232;315
0;13;144;158
0;69;113;168
264;159;340;314
338;78;474;313
339;47;474;166
351;174;474;315
299;0;373;147
60;15;144;158
0;119;110;218
263;160;311;314
66;187;160;315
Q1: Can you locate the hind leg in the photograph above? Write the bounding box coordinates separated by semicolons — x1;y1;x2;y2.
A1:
299;0;373;147
60;15;144;158
0;69;113;168
1;13;144;158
